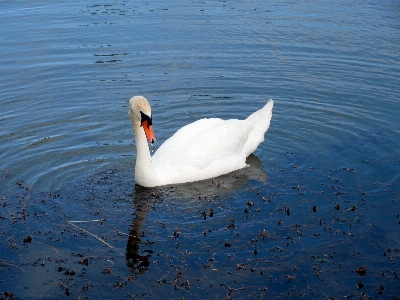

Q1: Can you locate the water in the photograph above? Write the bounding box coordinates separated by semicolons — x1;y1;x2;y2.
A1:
1;0;400;298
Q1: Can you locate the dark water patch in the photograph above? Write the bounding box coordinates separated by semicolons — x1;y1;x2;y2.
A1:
1;148;399;299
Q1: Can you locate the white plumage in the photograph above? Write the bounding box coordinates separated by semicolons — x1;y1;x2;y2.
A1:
128;96;273;187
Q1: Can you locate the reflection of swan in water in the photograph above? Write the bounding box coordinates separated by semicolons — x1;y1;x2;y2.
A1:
125;186;157;274
125;154;268;274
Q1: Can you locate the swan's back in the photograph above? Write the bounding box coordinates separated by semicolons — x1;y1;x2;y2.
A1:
151;100;273;185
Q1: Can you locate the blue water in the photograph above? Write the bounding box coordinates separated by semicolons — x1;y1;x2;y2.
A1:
1;0;400;298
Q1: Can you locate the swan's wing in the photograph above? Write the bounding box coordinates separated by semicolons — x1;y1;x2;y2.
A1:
156;118;225;151
152;118;254;184
151;100;273;185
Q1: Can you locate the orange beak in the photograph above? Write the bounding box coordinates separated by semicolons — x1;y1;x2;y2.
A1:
141;120;156;144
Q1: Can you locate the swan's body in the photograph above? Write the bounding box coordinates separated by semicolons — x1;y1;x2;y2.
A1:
129;96;273;187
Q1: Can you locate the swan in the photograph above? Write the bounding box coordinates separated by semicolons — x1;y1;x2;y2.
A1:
128;96;274;187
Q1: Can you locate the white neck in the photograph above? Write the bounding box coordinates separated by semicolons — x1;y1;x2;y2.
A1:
131;115;159;187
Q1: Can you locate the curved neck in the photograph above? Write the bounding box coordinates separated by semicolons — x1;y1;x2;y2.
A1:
131;115;158;187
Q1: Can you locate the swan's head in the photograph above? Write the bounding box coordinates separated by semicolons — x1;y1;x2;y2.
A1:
129;96;156;144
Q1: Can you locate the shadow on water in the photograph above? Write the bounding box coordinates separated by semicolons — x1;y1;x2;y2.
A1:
126;154;268;274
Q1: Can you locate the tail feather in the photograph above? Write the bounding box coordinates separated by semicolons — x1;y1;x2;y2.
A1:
243;99;274;157
246;99;274;124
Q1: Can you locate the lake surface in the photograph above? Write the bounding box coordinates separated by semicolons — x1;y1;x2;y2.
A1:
1;0;399;299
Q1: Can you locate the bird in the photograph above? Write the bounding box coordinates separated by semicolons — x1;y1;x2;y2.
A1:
128;96;273;187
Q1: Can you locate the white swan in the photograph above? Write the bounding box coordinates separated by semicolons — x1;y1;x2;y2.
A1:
128;96;274;187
